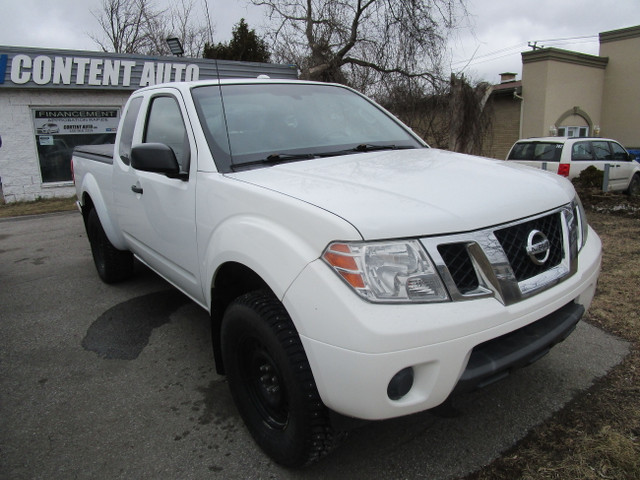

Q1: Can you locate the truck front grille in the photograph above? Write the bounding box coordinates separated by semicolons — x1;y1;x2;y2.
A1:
421;204;579;305
437;243;479;294
494;212;563;281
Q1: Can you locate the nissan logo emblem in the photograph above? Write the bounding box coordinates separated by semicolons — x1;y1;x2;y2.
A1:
525;230;551;265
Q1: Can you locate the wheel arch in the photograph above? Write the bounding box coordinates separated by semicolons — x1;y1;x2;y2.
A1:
78;175;127;249
210;261;271;375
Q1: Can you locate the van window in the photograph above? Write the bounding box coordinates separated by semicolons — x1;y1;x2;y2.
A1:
508;142;562;161
610;142;629;161
592;141;612;160
571;142;593;161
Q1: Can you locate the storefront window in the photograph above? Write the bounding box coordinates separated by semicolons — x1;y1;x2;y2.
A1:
32;108;120;183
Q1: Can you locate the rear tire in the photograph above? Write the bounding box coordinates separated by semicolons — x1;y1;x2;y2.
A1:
87;208;133;283
221;291;338;467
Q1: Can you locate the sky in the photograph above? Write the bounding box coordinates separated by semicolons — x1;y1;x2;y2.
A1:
1;0;639;84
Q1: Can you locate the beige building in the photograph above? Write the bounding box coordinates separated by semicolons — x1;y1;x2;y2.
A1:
486;24;640;159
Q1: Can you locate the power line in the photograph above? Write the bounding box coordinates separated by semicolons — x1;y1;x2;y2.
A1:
450;43;524;66
530;34;598;43
451;34;600;69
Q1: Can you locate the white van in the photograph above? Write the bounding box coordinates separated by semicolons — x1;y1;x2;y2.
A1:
507;137;640;195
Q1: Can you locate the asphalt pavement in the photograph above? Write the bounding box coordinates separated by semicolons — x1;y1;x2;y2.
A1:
0;211;630;479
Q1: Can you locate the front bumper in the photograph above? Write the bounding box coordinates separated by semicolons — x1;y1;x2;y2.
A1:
283;227;601;420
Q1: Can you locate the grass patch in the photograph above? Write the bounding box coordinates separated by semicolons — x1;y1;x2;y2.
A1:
0;196;77;218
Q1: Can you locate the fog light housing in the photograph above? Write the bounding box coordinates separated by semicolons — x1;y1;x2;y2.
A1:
387;367;414;400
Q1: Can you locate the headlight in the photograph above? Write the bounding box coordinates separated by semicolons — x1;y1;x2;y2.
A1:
574;195;588;252
322;240;450;303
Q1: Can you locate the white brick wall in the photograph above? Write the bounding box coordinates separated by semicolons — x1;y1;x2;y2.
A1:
0;89;130;203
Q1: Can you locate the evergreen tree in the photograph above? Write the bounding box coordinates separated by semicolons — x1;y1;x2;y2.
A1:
204;19;270;63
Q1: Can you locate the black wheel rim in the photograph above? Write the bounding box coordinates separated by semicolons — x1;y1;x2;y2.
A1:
240;338;289;430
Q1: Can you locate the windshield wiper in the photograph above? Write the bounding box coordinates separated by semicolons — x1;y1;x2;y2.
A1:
356;143;406;152
317;144;416;157
231;152;316;171
230;144;417;170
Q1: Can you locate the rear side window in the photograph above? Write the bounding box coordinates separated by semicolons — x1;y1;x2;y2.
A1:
592;141;612;160
571;142;593;161
508;142;562;161
118;96;143;165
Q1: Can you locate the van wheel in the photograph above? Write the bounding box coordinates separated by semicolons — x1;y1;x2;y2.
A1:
221;291;337;467
87;208;133;283
627;173;640;196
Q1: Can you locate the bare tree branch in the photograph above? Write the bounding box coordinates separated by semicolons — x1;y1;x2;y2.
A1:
252;0;467;92
90;0;211;57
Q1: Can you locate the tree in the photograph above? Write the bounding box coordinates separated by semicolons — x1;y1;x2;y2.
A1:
91;0;211;57
380;79;451;148
448;74;493;155
380;74;494;155
252;0;466;91
203;19;271;63
91;0;164;54
158;0;212;57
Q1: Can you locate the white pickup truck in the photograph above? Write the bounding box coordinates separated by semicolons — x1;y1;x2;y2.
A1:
72;79;602;467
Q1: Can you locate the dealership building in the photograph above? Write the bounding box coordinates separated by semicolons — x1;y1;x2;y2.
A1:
0;46;297;203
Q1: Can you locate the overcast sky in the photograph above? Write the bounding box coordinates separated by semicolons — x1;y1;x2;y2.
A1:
1;0;639;83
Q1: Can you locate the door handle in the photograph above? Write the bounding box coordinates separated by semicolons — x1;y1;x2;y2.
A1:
131;185;143;194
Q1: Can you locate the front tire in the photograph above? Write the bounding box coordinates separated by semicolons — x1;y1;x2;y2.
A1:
626;173;640;196
221;291;337;467
86;208;133;283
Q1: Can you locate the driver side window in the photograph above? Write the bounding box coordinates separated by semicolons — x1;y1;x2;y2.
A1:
144;96;190;173
610;142;629;161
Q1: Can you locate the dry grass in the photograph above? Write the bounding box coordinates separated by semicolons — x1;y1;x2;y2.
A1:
0;196;77;218
467;194;640;480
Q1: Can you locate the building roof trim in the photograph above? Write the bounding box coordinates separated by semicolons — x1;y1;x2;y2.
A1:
522;47;609;69
600;24;640;44
491;80;522;97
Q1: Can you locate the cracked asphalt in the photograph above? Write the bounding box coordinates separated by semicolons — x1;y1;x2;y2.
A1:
0;211;630;479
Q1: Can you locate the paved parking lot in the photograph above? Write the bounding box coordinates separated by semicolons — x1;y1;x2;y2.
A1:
0;211;630;479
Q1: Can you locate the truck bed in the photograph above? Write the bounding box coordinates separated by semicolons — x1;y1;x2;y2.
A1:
73;144;115;164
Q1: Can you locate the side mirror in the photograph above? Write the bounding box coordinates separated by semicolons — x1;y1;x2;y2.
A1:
131;143;180;176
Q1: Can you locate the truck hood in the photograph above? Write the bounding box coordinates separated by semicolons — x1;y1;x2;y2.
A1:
229;148;576;239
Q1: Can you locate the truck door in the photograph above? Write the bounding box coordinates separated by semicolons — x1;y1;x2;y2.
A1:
113;89;203;303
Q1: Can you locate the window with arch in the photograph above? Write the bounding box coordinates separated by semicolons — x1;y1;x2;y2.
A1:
557;126;588;138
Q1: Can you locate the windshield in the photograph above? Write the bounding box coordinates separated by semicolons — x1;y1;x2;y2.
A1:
191;83;424;172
